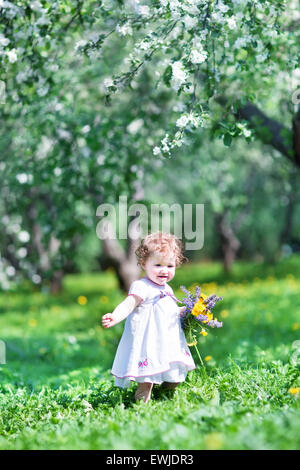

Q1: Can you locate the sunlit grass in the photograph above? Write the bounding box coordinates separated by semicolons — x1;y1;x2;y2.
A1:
0;255;300;449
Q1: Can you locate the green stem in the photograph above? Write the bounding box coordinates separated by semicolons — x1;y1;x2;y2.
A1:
194;343;204;367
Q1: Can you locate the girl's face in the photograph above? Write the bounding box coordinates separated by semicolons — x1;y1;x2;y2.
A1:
142;252;176;286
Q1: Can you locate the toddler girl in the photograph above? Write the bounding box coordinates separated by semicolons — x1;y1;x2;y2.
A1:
101;232;196;403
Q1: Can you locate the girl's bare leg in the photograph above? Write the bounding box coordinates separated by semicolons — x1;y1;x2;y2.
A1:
135;382;153;403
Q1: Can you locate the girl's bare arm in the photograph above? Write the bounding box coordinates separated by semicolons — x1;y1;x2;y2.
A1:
102;295;142;328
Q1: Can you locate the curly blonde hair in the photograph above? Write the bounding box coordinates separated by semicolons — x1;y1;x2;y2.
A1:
135;232;188;267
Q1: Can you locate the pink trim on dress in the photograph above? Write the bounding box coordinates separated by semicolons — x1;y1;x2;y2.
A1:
112;360;196;379
128;293;144;303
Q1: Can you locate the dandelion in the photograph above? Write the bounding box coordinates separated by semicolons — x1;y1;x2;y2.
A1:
205;356;212;362
100;296;108;304
292;323;299;331
29;318;37;327
289;387;300;395
221;310;229;318
204;432;224;450
77;295;87;305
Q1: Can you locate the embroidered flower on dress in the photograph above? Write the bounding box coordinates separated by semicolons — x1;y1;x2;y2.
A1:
138;358;148;368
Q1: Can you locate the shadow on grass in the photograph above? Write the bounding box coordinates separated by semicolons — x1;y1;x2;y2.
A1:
2;334;114;389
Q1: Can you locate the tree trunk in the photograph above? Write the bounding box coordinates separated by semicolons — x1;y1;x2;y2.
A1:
280;167;299;247
215;212;241;273
98;218;141;292
98;184;144;292
50;269;64;294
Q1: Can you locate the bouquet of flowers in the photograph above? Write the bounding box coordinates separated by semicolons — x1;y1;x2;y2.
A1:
179;285;223;365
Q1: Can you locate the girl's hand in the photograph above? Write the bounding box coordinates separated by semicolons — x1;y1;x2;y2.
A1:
179;306;186;318
102;313;118;328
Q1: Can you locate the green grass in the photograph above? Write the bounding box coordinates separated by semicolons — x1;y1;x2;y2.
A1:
0;256;300;450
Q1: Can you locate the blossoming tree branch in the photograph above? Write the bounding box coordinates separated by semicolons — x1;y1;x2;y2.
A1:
1;0;299;166
80;0;298;166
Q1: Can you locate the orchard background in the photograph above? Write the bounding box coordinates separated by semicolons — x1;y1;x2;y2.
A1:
0;0;300;450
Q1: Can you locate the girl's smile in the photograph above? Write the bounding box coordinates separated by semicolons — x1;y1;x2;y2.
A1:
142;252;176;286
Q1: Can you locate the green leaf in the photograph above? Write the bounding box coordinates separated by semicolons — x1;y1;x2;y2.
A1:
223;133;232;147
162;65;172;87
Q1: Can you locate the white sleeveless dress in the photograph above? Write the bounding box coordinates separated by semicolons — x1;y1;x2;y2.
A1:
111;277;196;388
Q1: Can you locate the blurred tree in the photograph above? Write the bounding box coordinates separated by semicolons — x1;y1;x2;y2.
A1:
1;0;300;290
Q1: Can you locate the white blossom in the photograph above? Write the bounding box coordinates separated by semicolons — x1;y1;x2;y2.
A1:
116;23;133;36
18;231;30;243
190;49;207;64
138;5;150;17
16;173;28;184
36;15;50;26
232;0;248;5
227;17;237;29
211;10;227;24
32;274;41;284
182;15;198;29
74;40;88;51
103;77;114;89
6;266;15;277
127;118;144;134
234;36;249;49
57;128;72;141
256;52;268;62
0;34;10;47
17;248;27;259
171;61;188;91
6;48;17;63
176;114;189;127
217;1;229;13
153;146;161;155
82;125;91;134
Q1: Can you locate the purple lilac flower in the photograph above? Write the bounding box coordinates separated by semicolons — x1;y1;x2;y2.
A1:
179;285;223;331
204;294;223;310
207;319;223;328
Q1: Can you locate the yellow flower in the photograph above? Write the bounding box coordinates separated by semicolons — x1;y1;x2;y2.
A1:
221;310;229;318
292;323;299;331
205;355;212;362
289;387;300;395
100;296;108;304
28;318;37;327
77;295;87;305
204;432;224;450
200;330;208;336
187;340;197;347
191;299;207;316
